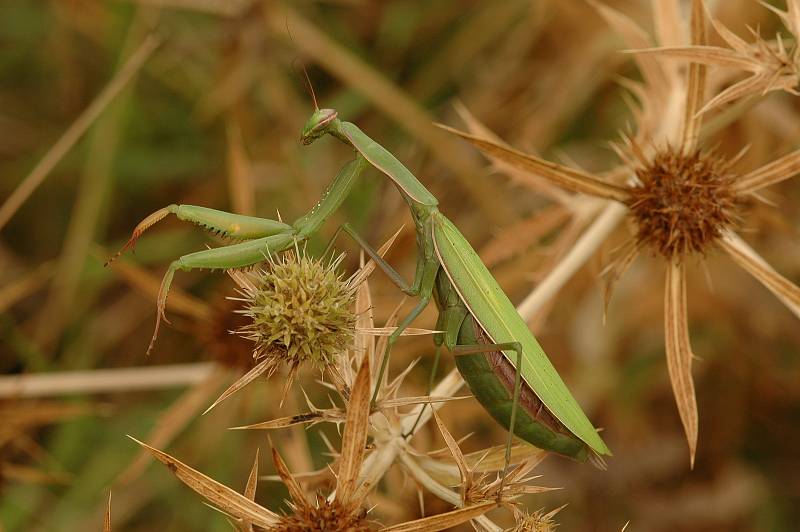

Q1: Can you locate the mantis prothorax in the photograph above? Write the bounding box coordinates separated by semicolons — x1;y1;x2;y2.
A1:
109;107;611;480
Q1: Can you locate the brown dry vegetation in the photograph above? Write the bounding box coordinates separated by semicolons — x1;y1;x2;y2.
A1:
2;1;800;531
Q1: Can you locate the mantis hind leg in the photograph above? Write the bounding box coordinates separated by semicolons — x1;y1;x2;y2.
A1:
452;340;523;498
322;223;439;405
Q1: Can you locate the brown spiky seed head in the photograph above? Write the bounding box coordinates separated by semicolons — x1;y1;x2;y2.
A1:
234;251;356;368
270;498;373;532
628;148;739;259
509;508;559;532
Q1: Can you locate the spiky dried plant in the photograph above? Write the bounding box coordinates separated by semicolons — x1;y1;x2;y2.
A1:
131;354;503;531
637;0;800;113
203;249;360;413
441;0;800;467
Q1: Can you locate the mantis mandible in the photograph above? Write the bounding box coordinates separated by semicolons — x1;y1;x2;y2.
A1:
109;106;611;469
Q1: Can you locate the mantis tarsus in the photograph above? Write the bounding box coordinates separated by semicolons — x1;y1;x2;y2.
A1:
109;106;611;473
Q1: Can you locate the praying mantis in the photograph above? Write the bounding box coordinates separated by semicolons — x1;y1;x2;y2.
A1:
109;106;611;468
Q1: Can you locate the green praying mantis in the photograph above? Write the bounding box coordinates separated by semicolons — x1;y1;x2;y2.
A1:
109;106;611;470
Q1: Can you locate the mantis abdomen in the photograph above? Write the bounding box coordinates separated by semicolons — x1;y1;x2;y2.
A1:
454;316;590;462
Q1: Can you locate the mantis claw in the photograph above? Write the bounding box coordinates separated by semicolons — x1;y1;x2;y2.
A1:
106;206;176;266
146;263;177;356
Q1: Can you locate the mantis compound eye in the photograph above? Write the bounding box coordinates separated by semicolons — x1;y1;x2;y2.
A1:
300;108;338;144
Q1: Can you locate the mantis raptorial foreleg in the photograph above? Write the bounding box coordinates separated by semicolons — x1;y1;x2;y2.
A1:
110;156;369;355
105;204;294;266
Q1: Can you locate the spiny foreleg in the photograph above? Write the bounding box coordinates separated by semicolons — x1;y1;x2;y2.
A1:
106;204;293;265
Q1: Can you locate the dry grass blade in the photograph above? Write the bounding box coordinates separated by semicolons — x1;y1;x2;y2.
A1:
336;353;371;507
664;261;699;468
653;0;684;47
432;411;469;499
453;102;570;203
380;501;497;532
358;327;439;336
230;410;340;431
718;231;800;319
698;73;771;115
0;262;54;314
479;205;570;267
271;447;308;507
735;148;800;193
517;202;628;320
128;436;280;527
103;492;112;532
438;124;630;202
602;239;641;320
632;46;758;70
117;368;229;485
203;358;275;415
0;34;161;232
238;449;260;532
680;0;708;152
589;0;669;103
106;251;212;321
244;448;259;501
226;120;255;216
0;363;217;399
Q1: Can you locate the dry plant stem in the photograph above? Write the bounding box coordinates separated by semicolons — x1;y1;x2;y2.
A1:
0;34;161;232
517;201;627;320
0;363;218;398
117;367;230;485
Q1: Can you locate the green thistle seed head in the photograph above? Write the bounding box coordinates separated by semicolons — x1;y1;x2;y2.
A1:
232;251;356;369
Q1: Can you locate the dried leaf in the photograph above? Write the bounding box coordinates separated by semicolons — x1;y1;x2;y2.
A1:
336;354;371;508
631;45;759;70
664;261;699;468
380;501;497;532
432;410;470;502
271;447;308;507
203;357;276;415
244;448;259;500
479;205;570;267
226;120;255;216
698;73;770;114
681;0;708;152
438;124;630;202
358;326;439;336
129;436;279;527
735;147;800;193
718;231;800;319
103;492;112;532
589;0;670;104
653;0;685;48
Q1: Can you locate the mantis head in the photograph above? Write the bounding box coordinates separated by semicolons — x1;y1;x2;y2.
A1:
301;108;338;145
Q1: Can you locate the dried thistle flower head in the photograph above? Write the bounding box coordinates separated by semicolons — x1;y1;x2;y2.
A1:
440;0;800;469
628;147;739;258
232;250;357;370
508;506;562;532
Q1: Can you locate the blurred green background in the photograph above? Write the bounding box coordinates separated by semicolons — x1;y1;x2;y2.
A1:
2;1;800;530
